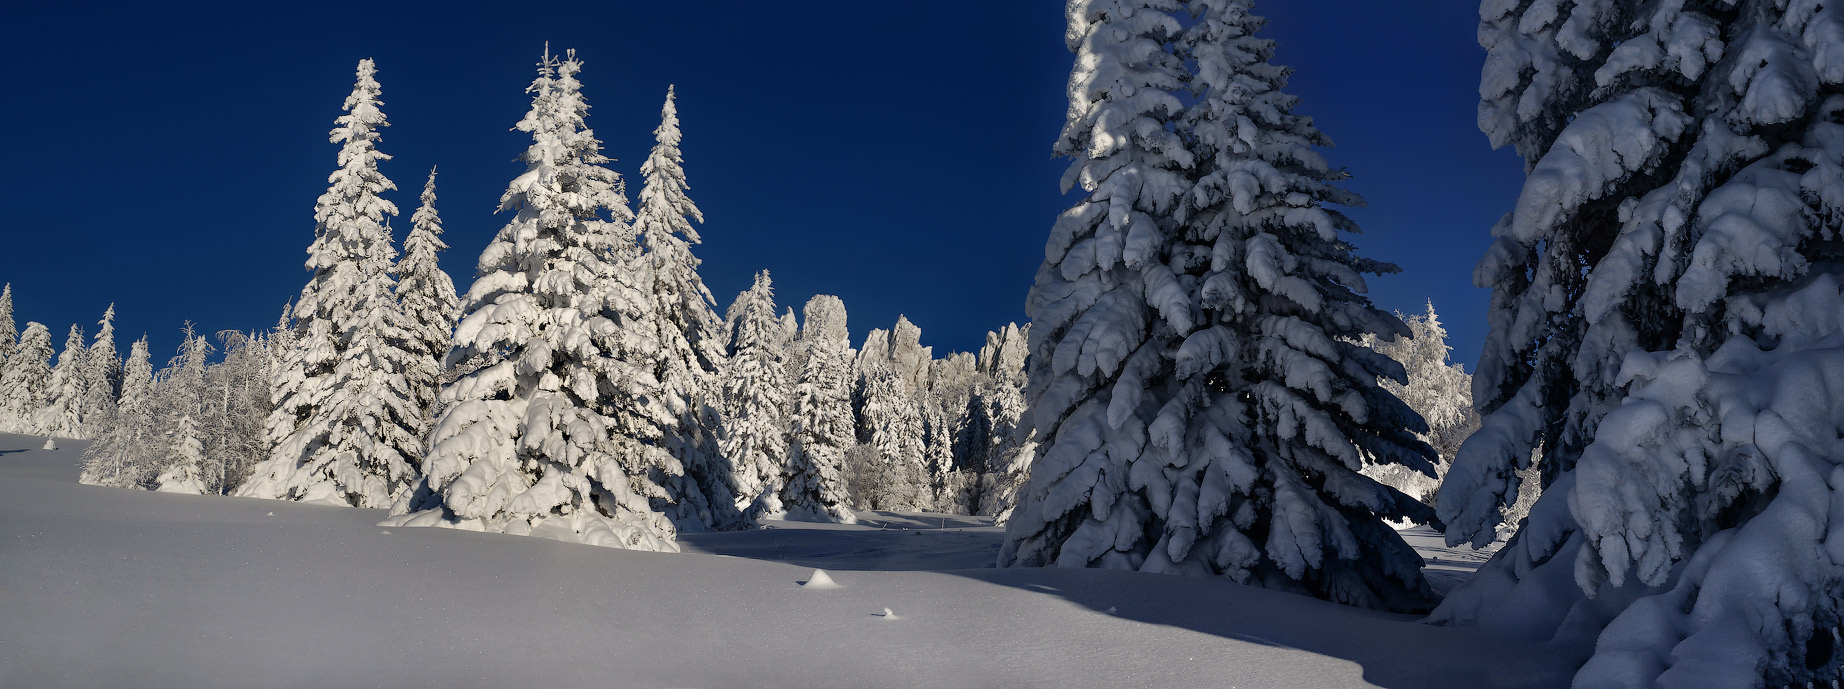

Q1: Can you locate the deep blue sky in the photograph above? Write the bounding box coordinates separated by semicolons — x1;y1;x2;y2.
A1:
0;2;1522;370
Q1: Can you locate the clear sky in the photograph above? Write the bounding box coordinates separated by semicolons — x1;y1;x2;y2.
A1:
0;2;1524;370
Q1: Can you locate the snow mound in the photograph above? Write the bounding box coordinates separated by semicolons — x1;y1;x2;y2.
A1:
41;438;55;451
801;568;839;589
878;607;899;620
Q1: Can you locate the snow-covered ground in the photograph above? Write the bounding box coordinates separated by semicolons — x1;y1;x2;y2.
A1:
0;433;1570;688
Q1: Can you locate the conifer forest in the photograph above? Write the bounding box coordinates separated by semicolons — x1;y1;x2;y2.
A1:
4;2;1839;687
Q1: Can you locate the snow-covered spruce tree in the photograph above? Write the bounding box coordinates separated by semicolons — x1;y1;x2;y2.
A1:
1432;2;1844;686
1000;0;1438;612
632;85;742;532
396;167;459;424
154;412;207;495
81;305;121;439
238;58;424;507
0;322;53;434
386;49;678;551
781;294;856;522
1359;302;1476;505
36;324;88;438
973;323;1034;517
0;284;14;369
153;327;212;480
720;270;791;519
80;336;155;488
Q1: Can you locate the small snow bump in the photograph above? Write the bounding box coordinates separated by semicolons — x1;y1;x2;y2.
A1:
801;568;840;589
266;512;275;516
878;607;899;620
1105;606;1118;614
379;530;392;535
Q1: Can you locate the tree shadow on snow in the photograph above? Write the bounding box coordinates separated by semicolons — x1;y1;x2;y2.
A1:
680;510;1568;689
676;509;1003;572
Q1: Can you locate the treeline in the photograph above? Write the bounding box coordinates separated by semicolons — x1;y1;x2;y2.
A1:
0;50;1032;548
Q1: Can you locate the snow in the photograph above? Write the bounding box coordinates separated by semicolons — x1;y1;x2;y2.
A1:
802;568;841;589
0;431;1567;688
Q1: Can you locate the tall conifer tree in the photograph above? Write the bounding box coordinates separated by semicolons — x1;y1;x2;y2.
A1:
1001;0;1437;612
396;167;459;423
240;58;423;507
387;48;678;551
632;86;741;531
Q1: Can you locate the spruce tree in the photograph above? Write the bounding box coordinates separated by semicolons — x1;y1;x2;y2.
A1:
395;167;459;424
387;48;678;551
36;325;88;438
80;336;155;487
1000;0;1437;612
633;85;741;531
0;322;53;434
781;294;856;522
0;284;14;369
1432;2;1844;685
239;58;424;507
721;271;791;519
82;304;121;438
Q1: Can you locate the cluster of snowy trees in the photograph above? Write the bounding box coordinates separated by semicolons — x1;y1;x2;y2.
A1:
0;284;272;494
0;288;127;440
23;50;1032;552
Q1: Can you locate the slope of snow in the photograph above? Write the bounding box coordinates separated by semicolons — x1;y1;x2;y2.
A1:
0;433;1566;688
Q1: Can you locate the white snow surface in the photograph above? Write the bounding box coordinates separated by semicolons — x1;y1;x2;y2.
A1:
0;432;1566;688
